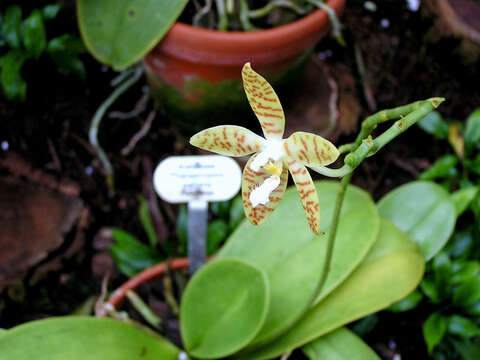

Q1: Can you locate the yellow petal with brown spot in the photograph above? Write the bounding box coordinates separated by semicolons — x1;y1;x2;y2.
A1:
242;63;285;140
287;158;321;235
283;131;339;168
190;125;264;156
242;154;288;226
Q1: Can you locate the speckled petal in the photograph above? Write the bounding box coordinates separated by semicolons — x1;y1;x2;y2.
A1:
283;131;339;168
287;158;321;235
242;154;288;226
242;63;285;140
190;125;265;156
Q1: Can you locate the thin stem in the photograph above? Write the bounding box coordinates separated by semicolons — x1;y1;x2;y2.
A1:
215;0;228;30
125;290;162;329
248;0;306;19
193;0;213;27
239;0;257;31
310;164;352;178
89;66;143;189
345;98;445;170
306;0;345;46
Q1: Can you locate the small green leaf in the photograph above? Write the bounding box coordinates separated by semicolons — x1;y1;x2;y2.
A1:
452;261;480;284
229;195;245;230
418;155;458;181
388;289;423;312
2;6;23;48
432;252;452;301
423;312;447;354
23;9;46;59
302;327;380;360
451;187;478;218
211;200;230;221
42;4;61;20
0;50;27;101
180;259;270;359
138;195;157;247
448;315;480;338
420;279;440;303
418;111;449;139
453;277;480;307
77;0;189;69
176;205;188;255
377;181;456;260
47;34;85;54
445;227;474;259
109;228;162;276
207;219;229;255
350;315;379;337
464;109;480;150
47;35;86;79
0;316;180;359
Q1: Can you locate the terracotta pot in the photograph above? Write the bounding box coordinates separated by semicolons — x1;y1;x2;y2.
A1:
144;0;347;133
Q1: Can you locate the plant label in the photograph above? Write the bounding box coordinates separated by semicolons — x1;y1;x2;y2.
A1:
153;155;242;203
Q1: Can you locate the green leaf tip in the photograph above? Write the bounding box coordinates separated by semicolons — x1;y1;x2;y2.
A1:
428;97;446;109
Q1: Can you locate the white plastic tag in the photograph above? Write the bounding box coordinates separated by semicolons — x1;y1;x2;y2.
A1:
153;155;242;203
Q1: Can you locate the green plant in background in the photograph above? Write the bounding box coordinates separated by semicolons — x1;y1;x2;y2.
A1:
0;4;85;101
0;64;449;359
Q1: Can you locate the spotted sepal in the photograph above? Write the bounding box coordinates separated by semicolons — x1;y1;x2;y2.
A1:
287;158;321;235
283;132;340;168
242;155;288;226
241;63;285;140
190;125;265;156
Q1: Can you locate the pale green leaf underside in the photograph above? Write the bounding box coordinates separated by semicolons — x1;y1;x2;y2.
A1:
218;181;379;346
0;316;180;360
77;0;188;70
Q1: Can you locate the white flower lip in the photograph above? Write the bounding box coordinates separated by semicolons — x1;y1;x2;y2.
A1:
249;175;281;208
249;139;284;172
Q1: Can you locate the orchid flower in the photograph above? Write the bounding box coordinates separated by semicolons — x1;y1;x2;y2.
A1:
190;63;339;234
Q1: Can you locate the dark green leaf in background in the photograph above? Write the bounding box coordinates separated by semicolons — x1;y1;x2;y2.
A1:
448;315;480;338
451;187;478;218
207;219;229;255
138;195;158;247
229;195;245;231
464;109;480;151
453;277;480;307
23;9;46;59
42;4;61;20
418;111;449;139
47;34;86;79
388;289;423;312
0;50;27;101
418;155;458;181
2;6;23;48
423;312;447;354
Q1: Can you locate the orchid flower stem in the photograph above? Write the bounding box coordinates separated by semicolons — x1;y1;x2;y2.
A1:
248;0;306;19
89;66;143;190
310;164;352;178
306;0;345;46
125;290;162;329
345;98;445;171
215;0;228;30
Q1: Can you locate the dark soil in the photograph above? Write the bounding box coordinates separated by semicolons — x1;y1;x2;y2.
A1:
1;0;480;359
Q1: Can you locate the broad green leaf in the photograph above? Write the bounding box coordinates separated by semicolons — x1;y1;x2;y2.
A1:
0;316;180;360
448;315;480;338
23;9;46;59
0;328;6;336
418;155;458;181
180;259;269;359
377;181;456;260
2;6;22;48
207;219;229;255
388;289;423;312
0;50;27;101
417;110;449;139
451;187;478;218
42;4;61;20
138;195;157;247
464;109;480;150
109;228;162;277
237;220;424;360
77;0;189;70
219;181;379;346
453;277;480;307
423;312;447;354
302;327;380;360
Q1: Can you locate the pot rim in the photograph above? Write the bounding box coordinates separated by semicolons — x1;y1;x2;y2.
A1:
154;0;346;66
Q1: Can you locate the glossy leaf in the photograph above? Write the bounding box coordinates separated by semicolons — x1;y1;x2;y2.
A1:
418;155;458;181
109;228;162;277
453;277;480;307
417;110;449;139
219;181;379;346
77;0;189;70
464;109;480;150
0;316;180;360
377;181;456;260
448;315;480;338
23;9;46;58
302;327;380;360
2;6;22;48
180;259;269;359
423;312;447;354
388;289;423;312
236;219;424;360
451;187;478;218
